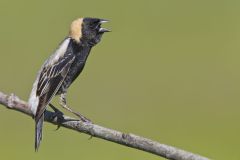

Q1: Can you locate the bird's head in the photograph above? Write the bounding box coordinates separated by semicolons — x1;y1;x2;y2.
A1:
69;17;110;45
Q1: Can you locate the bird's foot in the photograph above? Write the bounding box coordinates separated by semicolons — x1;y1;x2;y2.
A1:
49;103;63;119
49;103;64;130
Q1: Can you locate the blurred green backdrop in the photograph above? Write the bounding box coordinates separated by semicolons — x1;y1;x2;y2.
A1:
0;0;239;159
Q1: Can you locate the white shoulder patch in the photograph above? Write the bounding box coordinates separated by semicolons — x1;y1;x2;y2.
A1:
50;38;71;65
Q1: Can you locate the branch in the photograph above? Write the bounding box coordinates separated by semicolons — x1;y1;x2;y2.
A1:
0;91;209;160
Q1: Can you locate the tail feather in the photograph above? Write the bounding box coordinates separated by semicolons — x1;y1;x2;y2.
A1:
35;114;44;151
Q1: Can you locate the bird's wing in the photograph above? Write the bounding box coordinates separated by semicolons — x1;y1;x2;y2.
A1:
35;51;75;121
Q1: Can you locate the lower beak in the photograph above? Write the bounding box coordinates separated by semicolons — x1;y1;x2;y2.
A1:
99;19;111;32
99;28;111;32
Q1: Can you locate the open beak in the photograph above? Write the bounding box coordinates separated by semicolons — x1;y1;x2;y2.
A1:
99;19;111;32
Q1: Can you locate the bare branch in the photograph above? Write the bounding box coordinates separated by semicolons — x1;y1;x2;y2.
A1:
0;91;209;160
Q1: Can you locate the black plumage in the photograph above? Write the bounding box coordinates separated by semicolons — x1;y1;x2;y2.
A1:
56;40;91;95
28;17;110;151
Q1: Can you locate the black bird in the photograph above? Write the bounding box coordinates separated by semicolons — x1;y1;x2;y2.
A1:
28;17;110;151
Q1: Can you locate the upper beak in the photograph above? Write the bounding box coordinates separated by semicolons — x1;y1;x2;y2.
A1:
99;19;109;24
99;19;111;32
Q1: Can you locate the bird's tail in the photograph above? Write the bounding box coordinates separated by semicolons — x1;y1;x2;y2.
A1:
35;114;44;151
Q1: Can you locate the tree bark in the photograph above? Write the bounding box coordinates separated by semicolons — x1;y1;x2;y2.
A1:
0;91;209;160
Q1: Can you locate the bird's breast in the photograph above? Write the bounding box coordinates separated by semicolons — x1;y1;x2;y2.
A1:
57;45;91;94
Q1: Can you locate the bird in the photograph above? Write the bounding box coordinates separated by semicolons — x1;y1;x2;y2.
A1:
28;17;110;151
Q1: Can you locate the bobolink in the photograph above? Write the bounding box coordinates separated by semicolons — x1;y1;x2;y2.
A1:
28;17;110;151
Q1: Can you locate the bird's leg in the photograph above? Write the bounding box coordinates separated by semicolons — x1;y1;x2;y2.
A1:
49;103;64;130
49;103;63;119
59;93;92;123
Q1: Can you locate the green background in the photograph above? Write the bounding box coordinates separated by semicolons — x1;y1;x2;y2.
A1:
0;0;239;159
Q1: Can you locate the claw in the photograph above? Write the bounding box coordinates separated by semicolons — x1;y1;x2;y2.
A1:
55;125;61;131
88;135;93;140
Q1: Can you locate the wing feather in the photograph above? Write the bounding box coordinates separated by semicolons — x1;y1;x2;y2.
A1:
35;52;75;121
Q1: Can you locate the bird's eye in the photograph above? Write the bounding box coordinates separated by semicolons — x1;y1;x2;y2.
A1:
95;23;101;30
88;20;100;30
90;23;100;30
